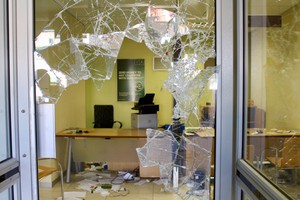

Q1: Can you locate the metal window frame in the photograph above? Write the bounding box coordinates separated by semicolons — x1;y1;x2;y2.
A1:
237;160;290;200
10;0;239;199
0;0;20;197
0;159;19;194
8;0;37;199
235;0;292;199
214;0;235;199
0;0;12;164
7;0;292;199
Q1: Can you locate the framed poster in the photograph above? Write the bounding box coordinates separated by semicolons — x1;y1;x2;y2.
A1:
117;59;145;101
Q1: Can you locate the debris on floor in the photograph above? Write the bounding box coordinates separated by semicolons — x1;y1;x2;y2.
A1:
74;170;137;197
72;167;211;199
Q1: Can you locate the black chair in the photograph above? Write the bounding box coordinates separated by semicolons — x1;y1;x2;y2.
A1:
93;105;122;128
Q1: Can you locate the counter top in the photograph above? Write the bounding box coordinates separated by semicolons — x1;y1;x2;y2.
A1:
56;128;148;138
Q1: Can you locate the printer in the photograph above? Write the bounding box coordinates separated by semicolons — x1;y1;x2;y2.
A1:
131;93;159;128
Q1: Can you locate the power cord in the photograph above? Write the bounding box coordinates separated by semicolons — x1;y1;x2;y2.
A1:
109;187;130;197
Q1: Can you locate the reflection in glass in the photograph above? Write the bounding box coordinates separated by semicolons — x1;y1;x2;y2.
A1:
246;0;300;199
243;192;252;200
0;187;13;200
0;0;11;163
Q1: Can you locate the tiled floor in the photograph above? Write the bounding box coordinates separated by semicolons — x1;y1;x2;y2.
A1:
39;173;208;200
39;168;300;200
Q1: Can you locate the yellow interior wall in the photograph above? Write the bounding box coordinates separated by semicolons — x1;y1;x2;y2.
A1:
250;5;300;130
55;80;86;169
55;80;86;131
85;38;173;128
266;5;300;130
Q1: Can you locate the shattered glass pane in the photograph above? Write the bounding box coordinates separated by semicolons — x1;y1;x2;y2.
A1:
35;0;217;199
35;0;216;104
137;128;213;199
165;58;218;120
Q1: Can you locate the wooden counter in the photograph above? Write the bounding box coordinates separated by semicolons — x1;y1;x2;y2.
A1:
56;128;148;183
56;128;148;138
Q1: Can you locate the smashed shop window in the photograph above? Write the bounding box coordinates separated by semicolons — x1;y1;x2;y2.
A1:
35;0;217;199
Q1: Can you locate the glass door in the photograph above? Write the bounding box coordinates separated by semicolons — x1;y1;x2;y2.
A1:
0;0;19;198
237;0;300;199
1;0;37;199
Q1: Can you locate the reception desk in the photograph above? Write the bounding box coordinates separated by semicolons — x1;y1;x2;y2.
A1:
56;128;148;138
56;128;300;183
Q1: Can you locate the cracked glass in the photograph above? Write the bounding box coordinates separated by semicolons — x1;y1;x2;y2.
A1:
246;0;300;199
35;0;217;199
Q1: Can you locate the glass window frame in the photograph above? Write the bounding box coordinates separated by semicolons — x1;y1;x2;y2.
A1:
235;0;296;199
5;0;38;199
0;0;19;198
0;0;12;164
214;0;235;199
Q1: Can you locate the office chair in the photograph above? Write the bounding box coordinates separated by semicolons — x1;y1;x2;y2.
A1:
93;105;122;128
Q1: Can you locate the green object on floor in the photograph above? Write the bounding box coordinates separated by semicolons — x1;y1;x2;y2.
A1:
101;184;112;189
